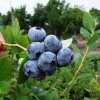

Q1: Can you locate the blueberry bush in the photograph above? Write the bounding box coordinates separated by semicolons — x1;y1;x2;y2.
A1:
0;10;100;100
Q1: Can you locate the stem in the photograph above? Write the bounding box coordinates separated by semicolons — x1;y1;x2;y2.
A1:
57;46;90;100
1;42;27;51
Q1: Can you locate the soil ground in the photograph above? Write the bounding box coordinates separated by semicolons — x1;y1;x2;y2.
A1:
73;40;100;51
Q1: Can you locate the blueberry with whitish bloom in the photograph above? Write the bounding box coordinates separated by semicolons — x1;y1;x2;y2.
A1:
27;42;46;60
33;86;38;91
57;48;73;67
44;35;62;53
28;27;46;42
38;51;57;76
23;60;45;78
57;47;72;66
45;69;56;76
39;88;44;93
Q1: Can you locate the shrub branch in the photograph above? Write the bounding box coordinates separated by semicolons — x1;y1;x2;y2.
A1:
57;46;90;100
1;42;27;52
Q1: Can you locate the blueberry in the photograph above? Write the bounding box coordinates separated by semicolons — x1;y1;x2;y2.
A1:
33;86;38;91
23;60;43;78
45;69;56;76
9;92;16;94
39;88;43;93
27;42;45;60
28;27;46;42
44;35;62;53
57;48;72;67
38;52;57;76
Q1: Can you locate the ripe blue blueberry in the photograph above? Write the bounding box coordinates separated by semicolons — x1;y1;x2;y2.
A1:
44;35;62;53
39;88;43;93
28;27;46;42
23;60;43;78
57;48;72;67
38;51;57;76
27;42;45;60
45;69;56;76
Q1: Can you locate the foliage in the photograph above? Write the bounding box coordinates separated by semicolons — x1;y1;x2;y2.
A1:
89;8;100;31
43;0;68;38
1;6;31;32
13;5;31;31
1;11;12;26
30;3;46;28
0;7;100;100
61;8;84;35
0;0;85;39
1;0;100;39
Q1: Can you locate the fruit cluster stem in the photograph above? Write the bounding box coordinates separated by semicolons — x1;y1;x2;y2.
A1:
57;46;90;100
1;42;27;51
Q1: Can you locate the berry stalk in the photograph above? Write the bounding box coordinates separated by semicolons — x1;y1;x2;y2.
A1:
1;42;27;51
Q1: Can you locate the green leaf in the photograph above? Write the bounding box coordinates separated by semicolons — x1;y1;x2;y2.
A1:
83;12;95;32
0;56;11;81
95;29;100;33
71;43;82;55
89;42;98;51
78;7;86;12
3;97;10;100
76;73;92;80
0;81;10;94
20;88;32;95
18;96;29;100
17;35;29;52
75;56;82;67
84;97;97;100
13;18;20;41
26;78;34;88
38;91;58;100
16;85;21;95
10;94;17;100
0;26;8;42
87;32;98;46
84;97;90;100
80;27;91;39
61;67;72;80
19;52;27;58
68;80;77;91
17;56;29;84
0;97;3;100
37;91;48;97
5;25;15;43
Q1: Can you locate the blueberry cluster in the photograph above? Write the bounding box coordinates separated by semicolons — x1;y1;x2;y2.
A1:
33;86;44;93
23;27;73;81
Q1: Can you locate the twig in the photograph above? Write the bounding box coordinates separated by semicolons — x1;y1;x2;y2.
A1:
1;42;27;52
57;46;90;100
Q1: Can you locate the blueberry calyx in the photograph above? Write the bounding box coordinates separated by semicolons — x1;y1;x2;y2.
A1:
27;70;34;76
50;60;56;67
36;27;41;30
36;51;41;58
